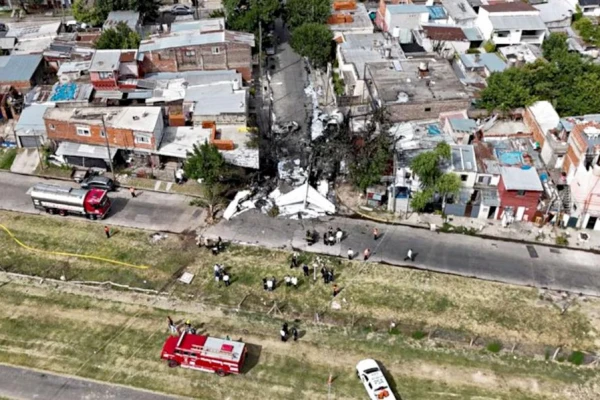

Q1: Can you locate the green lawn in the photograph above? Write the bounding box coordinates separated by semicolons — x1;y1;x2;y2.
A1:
0;148;17;170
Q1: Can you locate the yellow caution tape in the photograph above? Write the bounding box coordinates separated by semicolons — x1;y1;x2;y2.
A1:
0;224;149;270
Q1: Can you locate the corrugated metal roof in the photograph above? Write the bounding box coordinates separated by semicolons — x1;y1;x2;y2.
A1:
387;4;429;14
500;166;543;191
0;54;43;83
489;15;546;31
449;118;477;133
90;50;121;72
459;53;507;73
15;104;53;135
103;11;140;31
462;27;484;41
139;30;254;53
441;0;477;20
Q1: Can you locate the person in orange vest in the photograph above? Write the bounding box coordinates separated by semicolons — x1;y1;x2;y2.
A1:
104;225;110;239
332;284;340;297
363;248;371;261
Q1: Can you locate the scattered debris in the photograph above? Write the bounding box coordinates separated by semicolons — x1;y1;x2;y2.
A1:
150;232;168;243
579;232;589;242
223;190;252;220
275;183;336;218
179;272;195;284
277;159;307;186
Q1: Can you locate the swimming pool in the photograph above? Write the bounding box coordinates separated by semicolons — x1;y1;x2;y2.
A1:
496;150;522;165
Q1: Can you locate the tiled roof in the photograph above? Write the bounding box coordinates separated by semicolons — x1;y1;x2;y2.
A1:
481;2;537;12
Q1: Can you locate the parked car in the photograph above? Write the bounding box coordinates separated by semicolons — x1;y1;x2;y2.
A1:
80;175;115;191
71;168;90;183
356;359;396;400
170;4;194;15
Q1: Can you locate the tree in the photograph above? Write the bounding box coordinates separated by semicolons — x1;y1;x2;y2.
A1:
223;0;281;35
410;143;450;189
290;23;333;67
542;32;568;62
73;0;159;27
411;189;433;212
435;173;461;209
95;23;141;50
349;132;392;193
192;183;226;223
284;0;330;30
184;142;225;186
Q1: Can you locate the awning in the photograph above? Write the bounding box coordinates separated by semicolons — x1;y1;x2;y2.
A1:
56;142;117;161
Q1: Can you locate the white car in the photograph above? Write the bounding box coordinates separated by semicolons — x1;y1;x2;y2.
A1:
356;359;396;400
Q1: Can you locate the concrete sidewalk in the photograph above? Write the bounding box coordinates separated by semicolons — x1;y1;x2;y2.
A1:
206;210;600;296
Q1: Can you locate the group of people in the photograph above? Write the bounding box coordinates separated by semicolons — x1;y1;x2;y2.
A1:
320;266;335;284
262;276;277;291
323;227;344;246
280;322;299;342
167;316;196;335
213;264;231;286
284;275;299;288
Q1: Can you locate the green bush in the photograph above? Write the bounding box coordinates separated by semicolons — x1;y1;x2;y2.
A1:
483;41;496;53
568;351;585;365
486;341;502;353
411;330;427;340
466;48;480;54
389;327;401;335
0;148;17;170
555;234;569;246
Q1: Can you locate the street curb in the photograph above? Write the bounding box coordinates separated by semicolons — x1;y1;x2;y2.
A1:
3;170;204;198
337;196;600;255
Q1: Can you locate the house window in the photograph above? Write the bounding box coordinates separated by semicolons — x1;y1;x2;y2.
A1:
516;190;526;196
76;126;91;136
461;174;468;182
212;47;221;55
98;72;113;79
424;107;431;112
100;130;106;138
49;124;55;131
185;50;196;57
134;134;151;144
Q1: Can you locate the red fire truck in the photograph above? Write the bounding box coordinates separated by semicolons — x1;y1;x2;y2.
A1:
30;183;111;220
161;331;247;376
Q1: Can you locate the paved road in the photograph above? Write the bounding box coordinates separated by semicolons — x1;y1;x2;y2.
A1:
0;364;180;400
0;171;203;233
207;210;600;296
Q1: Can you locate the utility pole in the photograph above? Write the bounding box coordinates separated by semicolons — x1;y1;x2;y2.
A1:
258;20;263;80
100;115;115;179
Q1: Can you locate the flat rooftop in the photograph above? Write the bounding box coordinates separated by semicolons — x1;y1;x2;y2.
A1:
328;3;374;33
184;82;247;116
339;33;404;79
368;58;469;104
159;125;259;169
450;144;477;172
44;106;162;133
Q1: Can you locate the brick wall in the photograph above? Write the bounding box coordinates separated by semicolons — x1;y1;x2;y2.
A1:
141;42;252;81
44;119;157;151
387;99;471;122
523;107;545;147
497;177;542;221
192;113;247;125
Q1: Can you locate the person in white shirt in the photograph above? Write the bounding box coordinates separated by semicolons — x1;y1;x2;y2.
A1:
280;329;287;342
284;275;291;287
291;276;298;288
223;273;230;286
347;248;354;260
267;279;274;291
336;228;343;243
404;248;413;261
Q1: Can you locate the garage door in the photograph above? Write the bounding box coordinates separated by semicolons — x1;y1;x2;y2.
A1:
19;136;41;148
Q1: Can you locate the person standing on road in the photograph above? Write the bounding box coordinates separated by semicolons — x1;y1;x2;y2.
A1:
336;228;343;243
129;187;136;198
404;248;413;261
373;227;379;240
104;225;110;239
348;248;354;260
363;248;371;261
